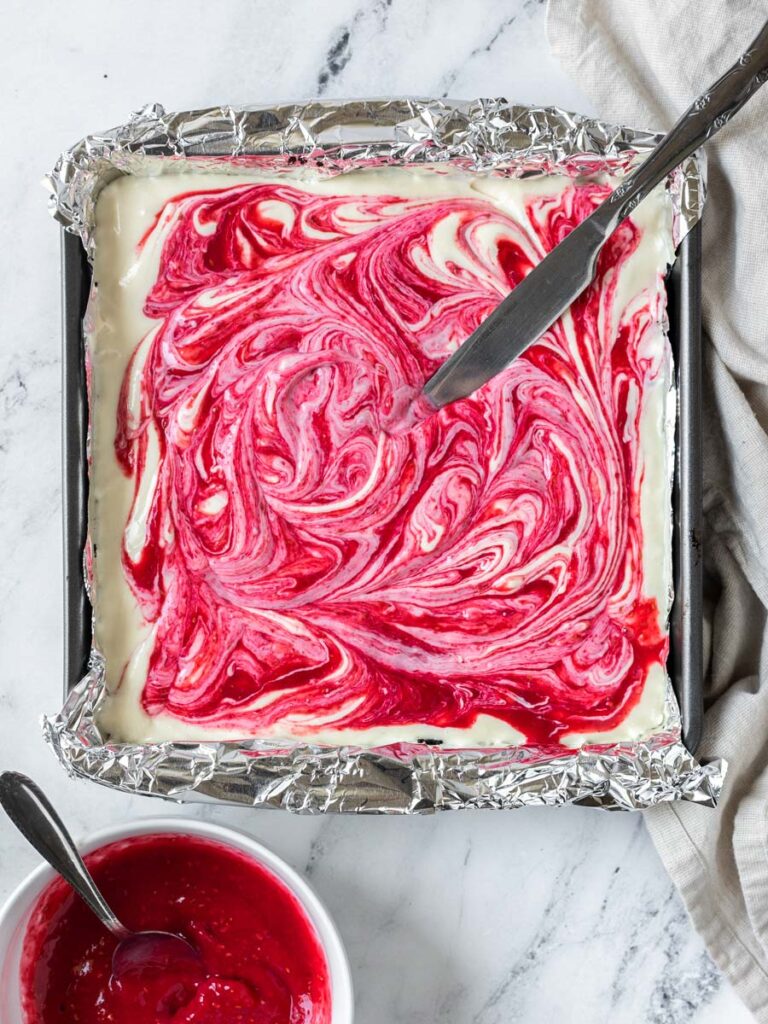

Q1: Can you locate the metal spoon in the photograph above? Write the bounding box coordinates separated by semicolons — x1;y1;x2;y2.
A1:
0;771;203;981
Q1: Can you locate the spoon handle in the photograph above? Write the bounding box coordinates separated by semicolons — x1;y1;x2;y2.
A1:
0;772;130;941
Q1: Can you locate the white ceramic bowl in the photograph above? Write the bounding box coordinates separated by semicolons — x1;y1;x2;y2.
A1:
0;816;353;1024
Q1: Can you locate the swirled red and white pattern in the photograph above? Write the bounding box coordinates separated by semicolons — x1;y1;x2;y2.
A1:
93;170;673;747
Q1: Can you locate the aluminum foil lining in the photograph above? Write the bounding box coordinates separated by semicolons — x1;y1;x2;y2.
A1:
44;98;724;812
44;659;723;811
47;98;706;254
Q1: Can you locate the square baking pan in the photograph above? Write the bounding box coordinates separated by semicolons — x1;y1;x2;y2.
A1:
60;217;705;754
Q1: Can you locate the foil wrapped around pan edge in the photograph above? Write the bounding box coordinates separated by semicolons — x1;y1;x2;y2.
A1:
43;98;724;812
43;662;724;811
46;98;706;253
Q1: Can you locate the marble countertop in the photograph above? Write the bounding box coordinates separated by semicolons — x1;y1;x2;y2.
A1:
0;1;753;1021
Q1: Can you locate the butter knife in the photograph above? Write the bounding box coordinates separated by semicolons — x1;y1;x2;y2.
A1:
422;17;768;409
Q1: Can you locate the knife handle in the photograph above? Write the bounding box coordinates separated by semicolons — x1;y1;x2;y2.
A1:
598;16;768;230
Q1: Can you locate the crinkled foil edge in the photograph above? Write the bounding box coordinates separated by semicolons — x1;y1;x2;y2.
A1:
43;663;724;812
46;98;706;255
43;98;723;812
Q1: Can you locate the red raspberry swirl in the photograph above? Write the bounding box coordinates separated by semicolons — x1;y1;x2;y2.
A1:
115;179;668;745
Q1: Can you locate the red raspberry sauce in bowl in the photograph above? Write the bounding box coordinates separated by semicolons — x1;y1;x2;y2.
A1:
19;832;332;1024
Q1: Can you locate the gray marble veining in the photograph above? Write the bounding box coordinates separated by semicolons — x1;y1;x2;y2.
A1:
0;1;753;1021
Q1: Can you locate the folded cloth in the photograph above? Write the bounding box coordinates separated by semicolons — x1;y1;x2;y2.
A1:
547;0;768;1017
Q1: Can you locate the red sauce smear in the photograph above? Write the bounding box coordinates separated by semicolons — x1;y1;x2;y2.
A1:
20;834;331;1024
115;179;668;744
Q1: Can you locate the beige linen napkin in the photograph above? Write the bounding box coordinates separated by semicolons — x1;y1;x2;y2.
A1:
547;0;768;1017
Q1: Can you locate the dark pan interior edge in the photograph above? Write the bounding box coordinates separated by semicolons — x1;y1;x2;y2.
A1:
61;222;705;753
62;229;91;692
668;221;704;753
